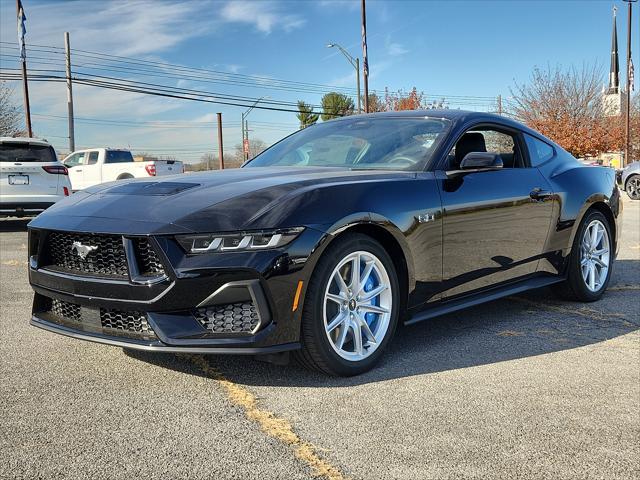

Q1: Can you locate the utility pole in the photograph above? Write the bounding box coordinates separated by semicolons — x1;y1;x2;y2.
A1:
64;32;75;152
361;0;369;113
497;94;502;115
244;119;249;161
356;57;361;113
623;0;635;167
217;112;224;170
17;0;32;137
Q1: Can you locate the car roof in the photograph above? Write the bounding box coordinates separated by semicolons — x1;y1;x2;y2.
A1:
0;137;51;146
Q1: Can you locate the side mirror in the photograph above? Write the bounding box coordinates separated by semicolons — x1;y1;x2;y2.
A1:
460;152;503;170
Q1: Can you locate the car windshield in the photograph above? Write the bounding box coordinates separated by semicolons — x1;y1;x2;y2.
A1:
244;117;451;171
0;143;57;162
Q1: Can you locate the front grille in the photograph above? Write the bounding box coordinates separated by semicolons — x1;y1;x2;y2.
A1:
41;297;155;338
51;298;81;322
100;308;155;335
46;232;128;277
133;238;165;277
41;232;167;280
194;302;260;334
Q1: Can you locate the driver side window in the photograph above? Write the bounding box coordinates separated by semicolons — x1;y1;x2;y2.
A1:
448;128;524;169
65;152;85;168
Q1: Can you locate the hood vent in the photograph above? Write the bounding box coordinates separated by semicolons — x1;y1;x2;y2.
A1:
104;181;200;196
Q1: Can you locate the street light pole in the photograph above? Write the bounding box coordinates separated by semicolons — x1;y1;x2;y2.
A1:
326;43;361;113
242;96;269;161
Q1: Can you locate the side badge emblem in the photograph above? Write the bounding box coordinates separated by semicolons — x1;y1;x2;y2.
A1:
416;212;436;224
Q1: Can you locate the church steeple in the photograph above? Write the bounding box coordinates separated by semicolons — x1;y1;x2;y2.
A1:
607;6;620;94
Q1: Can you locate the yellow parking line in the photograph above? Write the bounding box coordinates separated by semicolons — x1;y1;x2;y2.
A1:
0;260;28;266
608;285;640;291
189;355;346;480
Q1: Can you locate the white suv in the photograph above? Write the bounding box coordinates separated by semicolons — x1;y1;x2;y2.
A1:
0;137;72;217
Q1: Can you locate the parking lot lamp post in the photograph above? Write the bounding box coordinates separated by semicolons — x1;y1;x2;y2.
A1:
326;43;361;113
241;96;269;161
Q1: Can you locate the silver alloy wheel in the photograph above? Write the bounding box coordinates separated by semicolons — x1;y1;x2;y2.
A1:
627;176;640;200
580;219;610;292
323;250;392;362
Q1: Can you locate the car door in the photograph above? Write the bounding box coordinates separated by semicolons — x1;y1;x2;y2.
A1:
64;152;85;190
436;124;554;298
81;151;101;187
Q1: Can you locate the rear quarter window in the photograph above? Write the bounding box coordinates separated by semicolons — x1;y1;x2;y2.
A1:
525;134;555;167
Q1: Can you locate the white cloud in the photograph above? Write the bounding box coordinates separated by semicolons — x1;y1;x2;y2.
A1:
220;1;306;34
0;0;207;57
385;36;408;56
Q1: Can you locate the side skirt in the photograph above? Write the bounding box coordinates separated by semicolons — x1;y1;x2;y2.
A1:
404;275;564;326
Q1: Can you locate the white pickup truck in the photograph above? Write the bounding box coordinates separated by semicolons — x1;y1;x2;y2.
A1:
62;148;183;190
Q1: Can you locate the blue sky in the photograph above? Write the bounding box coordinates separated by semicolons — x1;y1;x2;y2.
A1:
0;0;638;162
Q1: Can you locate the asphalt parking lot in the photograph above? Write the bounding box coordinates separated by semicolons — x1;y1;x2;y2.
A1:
1;198;638;480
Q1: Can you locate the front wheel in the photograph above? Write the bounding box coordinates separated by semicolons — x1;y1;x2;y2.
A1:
296;234;400;376
556;210;613;302
626;175;640;200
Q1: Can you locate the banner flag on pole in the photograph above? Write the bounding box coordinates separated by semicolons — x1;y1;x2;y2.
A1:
630;58;635;92
17;0;27;61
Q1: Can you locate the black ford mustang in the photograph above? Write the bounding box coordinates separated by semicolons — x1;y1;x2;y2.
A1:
28;110;621;376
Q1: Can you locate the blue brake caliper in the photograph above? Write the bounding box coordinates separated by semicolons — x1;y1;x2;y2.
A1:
362;268;379;329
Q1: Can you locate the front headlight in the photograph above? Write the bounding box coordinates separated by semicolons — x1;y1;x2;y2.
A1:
176;227;305;253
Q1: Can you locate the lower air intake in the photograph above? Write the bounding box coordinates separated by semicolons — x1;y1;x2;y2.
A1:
100;308;155;336
194;302;260;334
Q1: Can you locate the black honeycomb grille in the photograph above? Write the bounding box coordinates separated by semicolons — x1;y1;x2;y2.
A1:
51;298;81;322
100;308;155;335
46;232;128;277
133;238;165;276
42;296;155;338
194;302;260;334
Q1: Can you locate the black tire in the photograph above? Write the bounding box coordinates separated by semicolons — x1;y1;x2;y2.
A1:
295;234;400;376
117;173;134;180
625;175;640;200
555;209;613;302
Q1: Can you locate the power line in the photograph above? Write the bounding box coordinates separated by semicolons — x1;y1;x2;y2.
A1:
1;41;502;102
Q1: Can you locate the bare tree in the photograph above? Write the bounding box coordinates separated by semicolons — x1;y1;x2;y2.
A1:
509;64;623;158
231;139;267;167
0;82;22;137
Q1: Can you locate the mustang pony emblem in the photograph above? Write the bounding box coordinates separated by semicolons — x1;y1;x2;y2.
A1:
71;241;98;260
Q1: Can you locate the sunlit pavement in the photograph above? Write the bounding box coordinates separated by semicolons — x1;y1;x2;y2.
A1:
1;197;638;479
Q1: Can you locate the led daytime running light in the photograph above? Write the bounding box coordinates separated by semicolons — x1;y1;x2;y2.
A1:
177;227;304;253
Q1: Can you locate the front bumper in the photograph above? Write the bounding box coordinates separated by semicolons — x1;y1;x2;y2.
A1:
0;201;57;216
29;226;328;353
30;315;300;354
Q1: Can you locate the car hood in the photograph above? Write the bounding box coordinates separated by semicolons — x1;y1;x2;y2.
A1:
29;166;415;234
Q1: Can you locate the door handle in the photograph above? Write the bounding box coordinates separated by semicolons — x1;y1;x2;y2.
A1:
75;169;82;172
529;187;552;201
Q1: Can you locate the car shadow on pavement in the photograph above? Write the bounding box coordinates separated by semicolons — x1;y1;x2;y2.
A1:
0;219;30;232
127;260;639;387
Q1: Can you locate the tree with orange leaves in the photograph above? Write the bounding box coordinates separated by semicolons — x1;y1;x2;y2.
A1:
510;65;630;158
385;87;424;111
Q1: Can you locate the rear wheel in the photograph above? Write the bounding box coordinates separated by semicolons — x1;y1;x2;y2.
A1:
556;210;613;301
626;175;640;200
296;234;399;376
117;173;134;180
